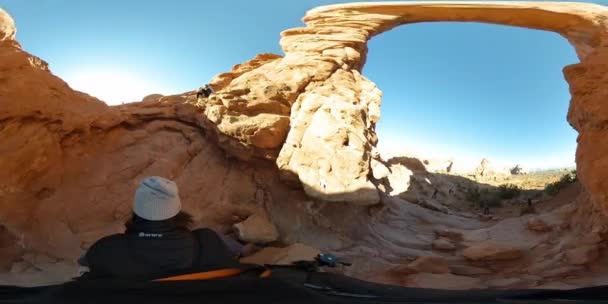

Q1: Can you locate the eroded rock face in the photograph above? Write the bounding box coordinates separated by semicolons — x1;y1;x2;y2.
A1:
566;52;608;217
276;69;381;204
196;53;293;160
2;2;608;289
0;19;288;261
204;52;382;204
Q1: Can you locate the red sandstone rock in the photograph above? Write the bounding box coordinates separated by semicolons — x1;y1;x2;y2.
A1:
1;1;608;288
233;213;279;244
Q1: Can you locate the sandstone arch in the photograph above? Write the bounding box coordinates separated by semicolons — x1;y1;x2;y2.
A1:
287;2;608;62
203;2;608;210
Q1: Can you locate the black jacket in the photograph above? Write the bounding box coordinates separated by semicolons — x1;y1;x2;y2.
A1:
82;221;240;279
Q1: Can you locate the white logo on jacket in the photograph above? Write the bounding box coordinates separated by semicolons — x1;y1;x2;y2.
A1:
138;232;164;238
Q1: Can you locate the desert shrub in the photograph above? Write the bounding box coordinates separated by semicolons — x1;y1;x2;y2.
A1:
497;183;522;199
544;171;577;196
544;184;559;196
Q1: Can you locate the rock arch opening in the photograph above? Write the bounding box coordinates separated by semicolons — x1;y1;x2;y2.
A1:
364;22;578;173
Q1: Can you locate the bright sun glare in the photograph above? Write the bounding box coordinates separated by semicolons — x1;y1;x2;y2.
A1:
63;69;158;105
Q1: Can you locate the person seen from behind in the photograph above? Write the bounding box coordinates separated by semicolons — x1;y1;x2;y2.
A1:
78;176;242;279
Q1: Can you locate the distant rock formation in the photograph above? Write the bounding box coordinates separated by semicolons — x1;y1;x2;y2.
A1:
475;158;491;177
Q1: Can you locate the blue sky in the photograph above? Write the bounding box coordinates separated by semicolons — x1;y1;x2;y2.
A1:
3;0;602;169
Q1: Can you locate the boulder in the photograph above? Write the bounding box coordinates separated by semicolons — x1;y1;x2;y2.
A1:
239;243;320;265
233;213;279;244
462;243;522;261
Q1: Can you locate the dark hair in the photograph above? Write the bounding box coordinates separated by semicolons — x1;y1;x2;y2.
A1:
125;211;194;232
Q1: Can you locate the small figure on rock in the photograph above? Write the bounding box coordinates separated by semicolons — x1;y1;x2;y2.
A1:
432;189;439;199
196;84;214;99
78;176;242;279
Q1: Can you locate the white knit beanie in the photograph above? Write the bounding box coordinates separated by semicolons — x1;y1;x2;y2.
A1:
133;176;182;221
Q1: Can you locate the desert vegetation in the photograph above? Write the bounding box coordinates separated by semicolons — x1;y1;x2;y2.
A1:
463;170;577;209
